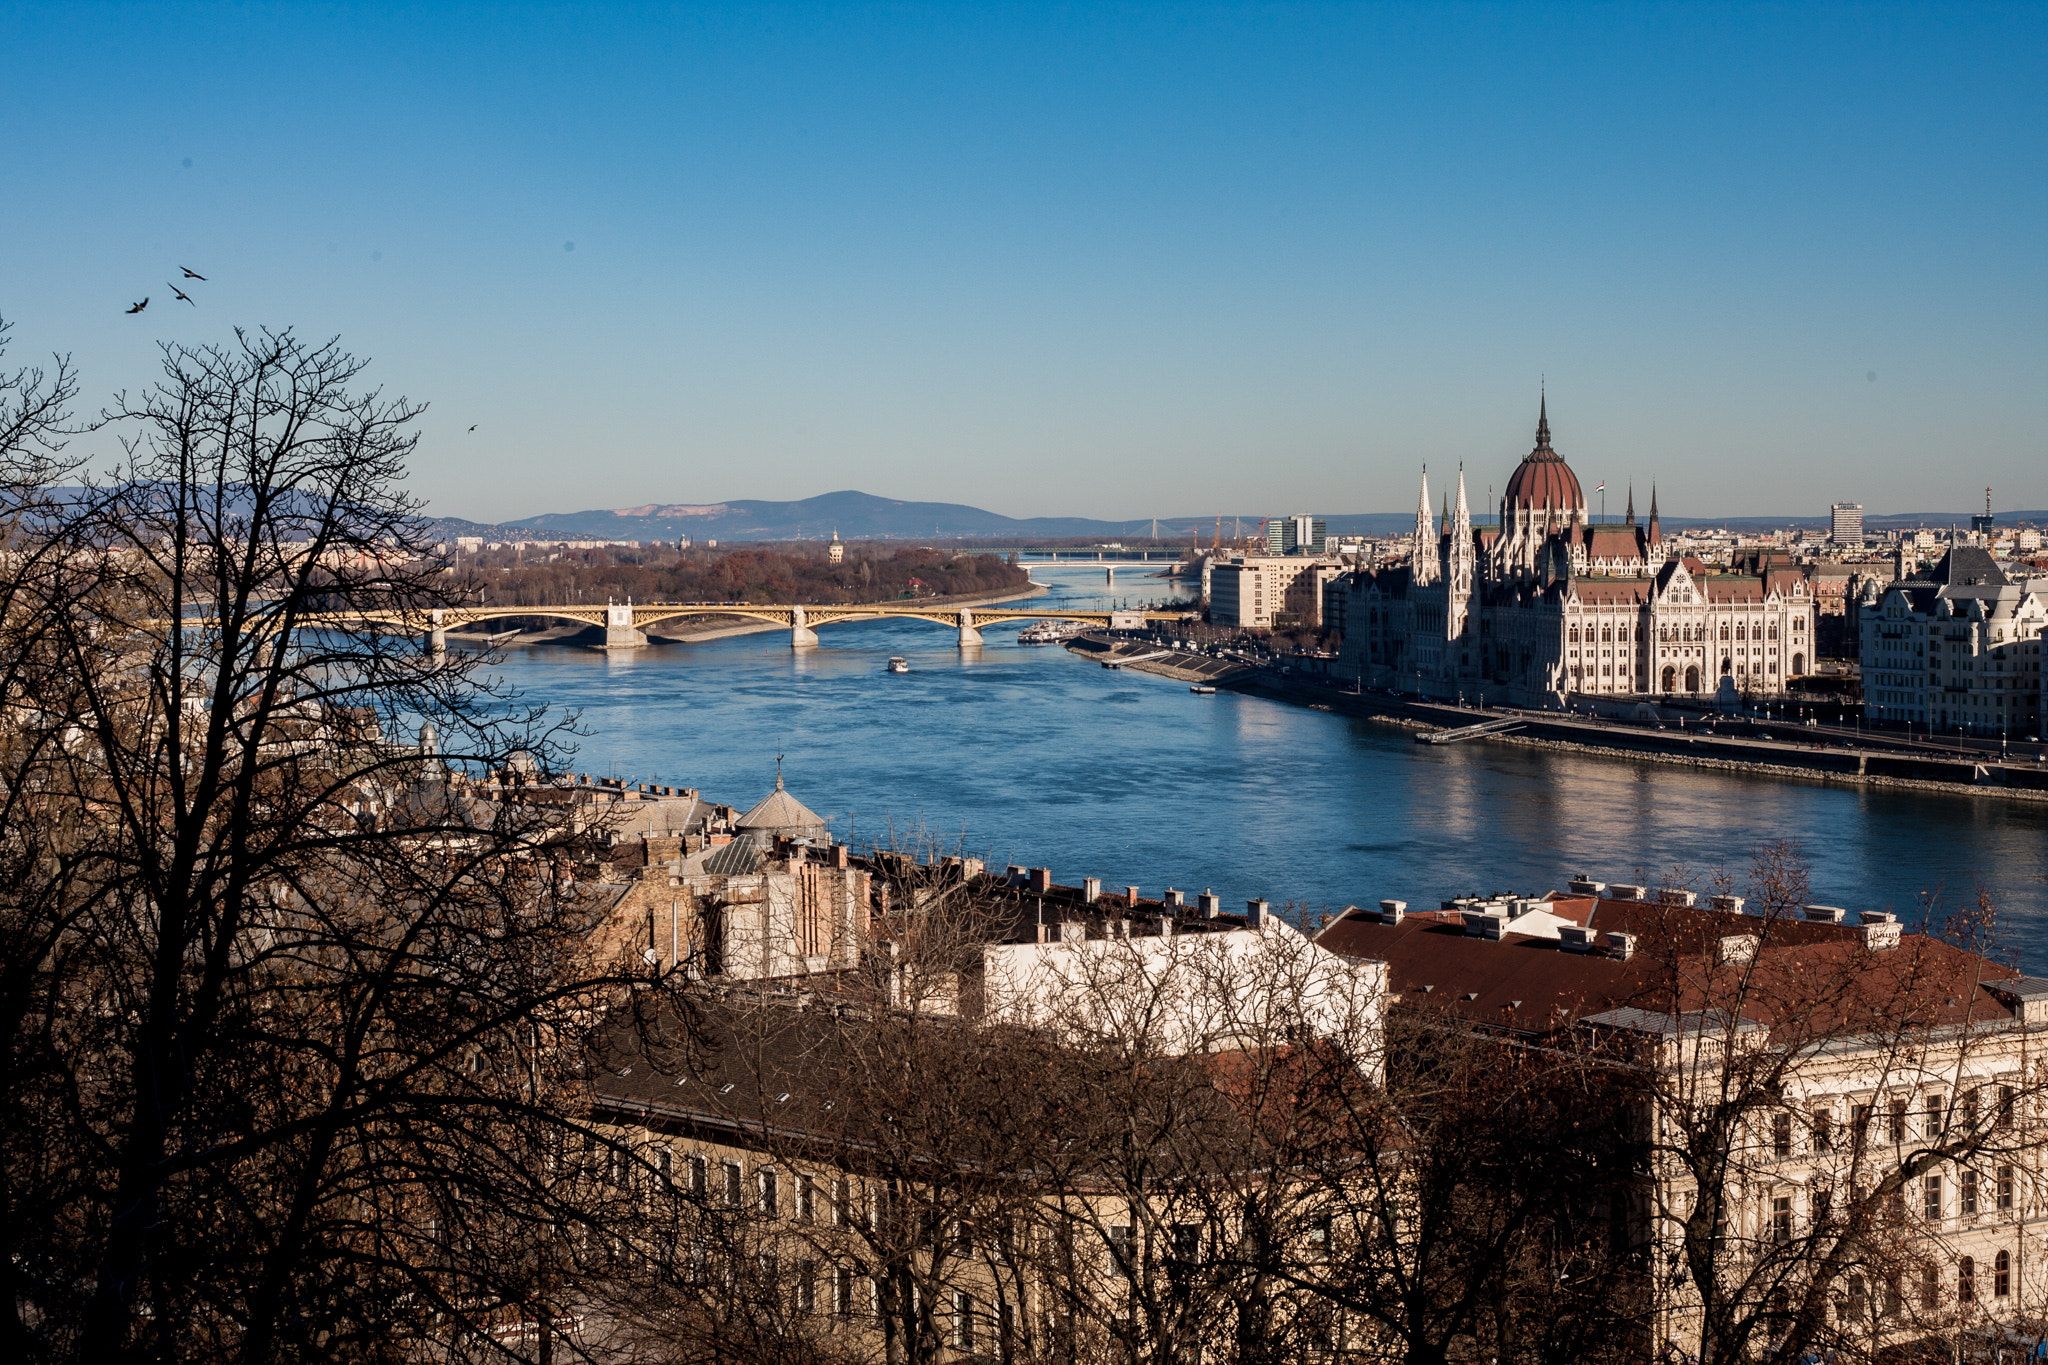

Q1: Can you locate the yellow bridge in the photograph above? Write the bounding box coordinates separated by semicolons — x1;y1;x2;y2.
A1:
281;601;1190;650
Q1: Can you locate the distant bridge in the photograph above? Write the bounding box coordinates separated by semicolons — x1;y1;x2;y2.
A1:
162;601;1193;650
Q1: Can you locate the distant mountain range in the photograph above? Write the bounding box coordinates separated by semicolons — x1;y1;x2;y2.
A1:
430;489;2046;544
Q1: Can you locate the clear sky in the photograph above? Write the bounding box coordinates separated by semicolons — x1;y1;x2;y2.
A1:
4;2;2043;524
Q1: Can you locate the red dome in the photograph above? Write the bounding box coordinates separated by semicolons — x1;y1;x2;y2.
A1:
1501;400;1584;514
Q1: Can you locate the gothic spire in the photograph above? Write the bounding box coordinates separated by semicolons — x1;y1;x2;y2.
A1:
1411;467;1438;585
1535;391;1551;451
1624;482;1636;526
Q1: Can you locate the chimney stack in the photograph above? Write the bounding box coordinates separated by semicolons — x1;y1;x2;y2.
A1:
1246;899;1269;928
1028;867;1052;893
1198;890;1221;917
1378;899;1406;924
1082;876;1102;903
1125;886;1141;906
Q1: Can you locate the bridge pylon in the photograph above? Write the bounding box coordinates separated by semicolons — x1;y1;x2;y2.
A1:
428;608;447;657
957;608;981;648
606;600;648;650
790;604;818;649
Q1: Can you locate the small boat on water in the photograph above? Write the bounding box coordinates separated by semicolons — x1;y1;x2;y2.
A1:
1189;684;1216;694
887;656;910;674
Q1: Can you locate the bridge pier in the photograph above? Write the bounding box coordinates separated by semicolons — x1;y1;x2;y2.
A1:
790;605;818;649
605;600;647;650
957;608;981;648
427;608;446;658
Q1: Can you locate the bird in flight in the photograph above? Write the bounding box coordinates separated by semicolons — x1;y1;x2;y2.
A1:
180;267;206;280
126;298;149;314
468;424;477;432
169;284;195;305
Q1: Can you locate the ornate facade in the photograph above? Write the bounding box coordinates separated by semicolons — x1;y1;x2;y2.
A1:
1338;401;1816;705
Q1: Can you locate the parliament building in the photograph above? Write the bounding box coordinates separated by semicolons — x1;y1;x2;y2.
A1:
1335;400;1815;705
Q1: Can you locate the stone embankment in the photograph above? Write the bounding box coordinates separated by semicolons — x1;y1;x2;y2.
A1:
1064;634;1256;685
1225;673;2048;804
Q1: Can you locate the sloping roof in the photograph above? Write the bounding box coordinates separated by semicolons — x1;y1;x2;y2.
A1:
735;774;826;831
703;838;766;876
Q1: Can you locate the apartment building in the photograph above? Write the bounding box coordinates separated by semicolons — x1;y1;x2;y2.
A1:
1209;554;1342;629
1859;545;2047;738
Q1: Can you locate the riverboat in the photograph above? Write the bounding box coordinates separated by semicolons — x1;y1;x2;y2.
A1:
1017;619;1086;644
1189;684;1216;694
887;657;910;674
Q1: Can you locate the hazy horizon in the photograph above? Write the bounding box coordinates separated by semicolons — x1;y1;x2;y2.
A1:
6;3;2044;524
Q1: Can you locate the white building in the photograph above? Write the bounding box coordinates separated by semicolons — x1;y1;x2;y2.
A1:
1858;545;2047;738
1210;555;1343;629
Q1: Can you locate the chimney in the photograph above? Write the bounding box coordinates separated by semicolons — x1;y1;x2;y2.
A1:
1029;867;1053;893
1125;886;1141;906
1608;883;1646;901
1717;934;1759;965
1164;888;1186;908
829;844;849;869
1082;876;1102;904
1378;899;1406;925
1246;899;1269;928
1462;907;1508;939
1559;924;1599;953
1709;895;1746;913
1605;931;1638;961
1858;910;1902;951
1198;889;1221;917
1657;889;1697;907
1803;905;1848;924
960;857;985;879
1006;865;1027;886
1567;875;1607;896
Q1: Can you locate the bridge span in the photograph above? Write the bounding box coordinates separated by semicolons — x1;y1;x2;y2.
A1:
282;601;1191;650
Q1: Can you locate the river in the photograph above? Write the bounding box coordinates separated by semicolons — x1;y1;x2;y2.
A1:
475;564;2048;970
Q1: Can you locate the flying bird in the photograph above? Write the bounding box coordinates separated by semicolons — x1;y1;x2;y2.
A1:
169;284;195;305
180;267;206;280
126;298;148;314
468;424;477;432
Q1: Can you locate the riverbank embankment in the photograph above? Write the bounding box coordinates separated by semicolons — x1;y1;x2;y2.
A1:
1064;633;1256;684
1224;673;2048;804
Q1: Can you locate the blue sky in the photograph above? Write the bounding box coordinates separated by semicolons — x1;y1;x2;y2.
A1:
4;2;2043;523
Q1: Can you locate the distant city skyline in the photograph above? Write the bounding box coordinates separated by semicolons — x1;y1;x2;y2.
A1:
5;3;2043;523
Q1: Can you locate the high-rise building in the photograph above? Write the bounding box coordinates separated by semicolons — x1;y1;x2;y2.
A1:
1265;514;1327;555
1830;502;1863;545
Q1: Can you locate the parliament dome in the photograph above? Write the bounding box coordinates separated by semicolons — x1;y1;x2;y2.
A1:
1501;397;1584;514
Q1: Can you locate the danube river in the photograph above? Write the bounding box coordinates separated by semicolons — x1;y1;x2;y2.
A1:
479;565;2048;969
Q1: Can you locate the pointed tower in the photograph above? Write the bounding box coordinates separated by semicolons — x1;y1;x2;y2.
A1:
1410;467;1438;585
1624;483;1636;527
1449;464;1476;617
1647;483;1661;549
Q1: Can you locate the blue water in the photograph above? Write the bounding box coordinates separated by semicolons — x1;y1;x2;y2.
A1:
475;565;2048;970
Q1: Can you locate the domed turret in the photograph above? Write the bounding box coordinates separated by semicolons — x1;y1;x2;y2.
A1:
1494;395;1589;580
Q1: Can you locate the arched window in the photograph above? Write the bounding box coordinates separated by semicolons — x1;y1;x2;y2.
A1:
1601;627;1612;643
1617;626;1629;642
1996;1250;2011;1297
1959;1257;1976;1304
1721;657;1732;677
1661;665;1676;692
1685;664;1700;692
1769;624;1779;640
1735;623;1746;641
1792;653;1804;676
1569;626;1579;643
1722;623;1732;640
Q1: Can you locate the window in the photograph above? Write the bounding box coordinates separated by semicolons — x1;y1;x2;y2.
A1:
1920;1263;1940;1310
1772;1112;1793;1156
953;1292;975;1350
1961;1169;1979;1215
759;1169;778;1218
795;1260;816;1314
1170;1222;1203;1266
1959;1256;1976;1304
1883;1272;1902;1316
797;1175;815;1223
1890;1098;1909;1143
1107;1225;1135;1277
1925;1174;1943;1220
1999;1084;2016;1129
1771;1195;1793;1243
1996;1250;2012;1297
834;1264;854;1317
832;1175;851;1226
1853;1103;1873;1145
722;1161;743;1209
1813;1109;1834;1152
1999;1166;2014;1210
1926;1093;1945;1138
658;1147;673;1183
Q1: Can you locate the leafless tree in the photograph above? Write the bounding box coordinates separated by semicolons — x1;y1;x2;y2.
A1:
0;329;692;1365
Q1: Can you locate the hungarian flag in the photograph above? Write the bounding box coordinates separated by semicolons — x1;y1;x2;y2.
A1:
1594;483;1606;492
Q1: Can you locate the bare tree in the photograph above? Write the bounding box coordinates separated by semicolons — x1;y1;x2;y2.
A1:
0;329;691;1365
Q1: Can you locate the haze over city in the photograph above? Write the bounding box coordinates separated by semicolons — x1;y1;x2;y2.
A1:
6;2;2044;524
